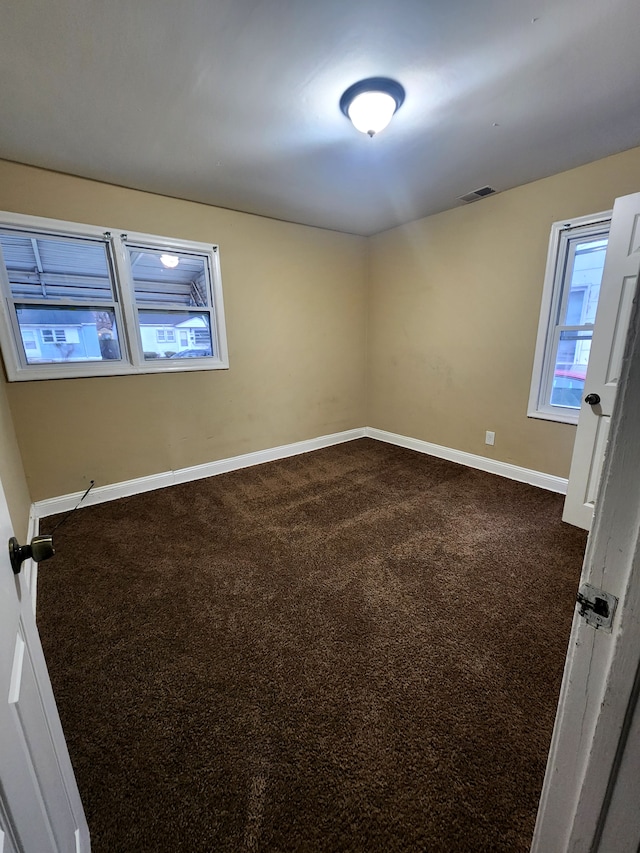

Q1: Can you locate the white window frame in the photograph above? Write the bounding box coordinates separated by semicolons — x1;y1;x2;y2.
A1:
528;211;611;425
0;211;229;381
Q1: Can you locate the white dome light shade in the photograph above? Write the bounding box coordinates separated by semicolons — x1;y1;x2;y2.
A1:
340;77;405;138
160;253;180;268
348;91;397;136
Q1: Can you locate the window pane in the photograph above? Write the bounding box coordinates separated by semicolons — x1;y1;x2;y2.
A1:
127;248;210;307
0;232;114;302
561;238;607;326
138;311;213;360
16;305;121;364
550;329;592;408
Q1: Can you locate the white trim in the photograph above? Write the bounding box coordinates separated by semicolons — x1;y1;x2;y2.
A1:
28;425;569;619
31;426;568;524
33;428;367;519
527;210;611;424
526;409;579;425
365;427;568;494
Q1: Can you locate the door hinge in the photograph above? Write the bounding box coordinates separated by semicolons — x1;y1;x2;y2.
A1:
576;583;618;632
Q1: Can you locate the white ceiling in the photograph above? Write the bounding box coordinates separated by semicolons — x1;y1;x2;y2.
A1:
1;0;639;236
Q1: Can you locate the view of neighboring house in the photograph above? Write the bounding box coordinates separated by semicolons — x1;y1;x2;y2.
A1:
139;313;212;359
17;309;211;363
18;308;109;362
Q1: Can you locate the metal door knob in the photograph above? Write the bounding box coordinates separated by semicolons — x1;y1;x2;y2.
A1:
8;534;55;575
585;393;601;406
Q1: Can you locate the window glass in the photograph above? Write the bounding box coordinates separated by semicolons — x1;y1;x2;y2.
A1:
549;238;607;410
138;310;213;360
550;330;592;408
15;305;121;364
127;248;210;307
0;232;113;302
128;245;217;361
561;239;607;326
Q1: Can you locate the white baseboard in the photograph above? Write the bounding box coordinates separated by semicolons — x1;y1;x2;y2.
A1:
33;424;567;526
365;427;569;494
28;425;567;614
33;428;367;520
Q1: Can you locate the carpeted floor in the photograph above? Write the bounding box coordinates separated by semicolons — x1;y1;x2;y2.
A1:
37;439;587;853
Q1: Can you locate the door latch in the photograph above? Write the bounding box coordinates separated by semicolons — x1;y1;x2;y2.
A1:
576;583;618;632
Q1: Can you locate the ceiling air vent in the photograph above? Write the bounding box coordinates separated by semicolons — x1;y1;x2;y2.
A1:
458;186;497;204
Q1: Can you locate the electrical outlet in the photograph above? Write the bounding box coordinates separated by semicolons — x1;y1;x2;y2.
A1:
485;430;495;446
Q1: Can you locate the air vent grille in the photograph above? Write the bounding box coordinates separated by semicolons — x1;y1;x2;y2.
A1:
458;186;497;204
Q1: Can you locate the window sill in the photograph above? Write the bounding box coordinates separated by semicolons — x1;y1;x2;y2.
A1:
527;408;579;426
4;358;229;382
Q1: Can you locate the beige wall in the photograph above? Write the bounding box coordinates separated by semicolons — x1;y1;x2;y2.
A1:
0;371;31;537
1;146;640;503
368;146;640;478
0;161;367;500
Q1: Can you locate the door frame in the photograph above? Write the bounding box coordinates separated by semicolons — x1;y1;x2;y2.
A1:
532;278;640;850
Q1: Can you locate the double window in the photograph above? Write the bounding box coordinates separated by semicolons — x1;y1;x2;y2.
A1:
528;212;611;423
0;212;228;380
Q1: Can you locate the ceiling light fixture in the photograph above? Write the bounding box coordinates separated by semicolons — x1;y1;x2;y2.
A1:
160;254;180;268
340;77;405;137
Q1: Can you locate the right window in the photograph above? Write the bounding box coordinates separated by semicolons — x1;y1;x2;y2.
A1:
528;212;611;424
123;242;218;361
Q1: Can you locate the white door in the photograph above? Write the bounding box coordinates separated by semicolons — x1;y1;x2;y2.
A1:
563;191;640;530
0;480;89;851
532;261;640;850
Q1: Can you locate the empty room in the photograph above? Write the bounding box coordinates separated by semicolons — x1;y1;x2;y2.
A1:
1;0;640;851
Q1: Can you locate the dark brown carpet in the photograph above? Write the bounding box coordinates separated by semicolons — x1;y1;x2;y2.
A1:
37;439;587;853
